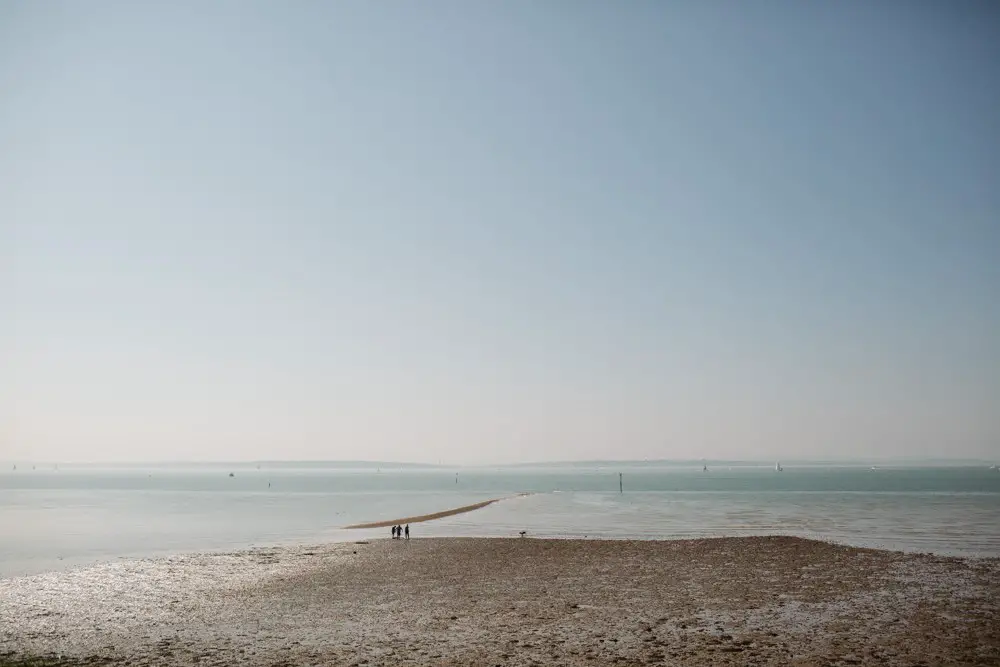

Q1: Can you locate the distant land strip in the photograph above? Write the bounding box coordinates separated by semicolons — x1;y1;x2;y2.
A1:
344;494;530;529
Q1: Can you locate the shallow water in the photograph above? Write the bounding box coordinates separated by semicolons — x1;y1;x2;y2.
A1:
2;463;998;577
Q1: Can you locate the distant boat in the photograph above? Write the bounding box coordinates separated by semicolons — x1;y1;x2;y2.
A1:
11;465;15;471
775;461;783;472
228;472;235;478
870;466;879;471
990;465;997;471
703;464;708;472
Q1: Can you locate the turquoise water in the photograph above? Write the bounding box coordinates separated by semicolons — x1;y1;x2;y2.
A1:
2;463;998;577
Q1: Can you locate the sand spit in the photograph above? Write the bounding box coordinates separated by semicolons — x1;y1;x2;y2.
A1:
1;536;998;666
344;497;506;529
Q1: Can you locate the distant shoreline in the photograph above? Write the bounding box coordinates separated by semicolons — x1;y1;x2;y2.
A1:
3;458;996;469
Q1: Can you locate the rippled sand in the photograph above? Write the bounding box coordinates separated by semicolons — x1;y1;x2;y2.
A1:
2;537;998;666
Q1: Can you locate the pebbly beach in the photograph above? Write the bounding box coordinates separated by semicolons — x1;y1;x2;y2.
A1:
2;536;998;667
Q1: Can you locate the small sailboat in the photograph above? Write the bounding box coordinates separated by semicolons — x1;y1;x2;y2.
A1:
11;464;15;471
703;464;708;472
775;461;783;472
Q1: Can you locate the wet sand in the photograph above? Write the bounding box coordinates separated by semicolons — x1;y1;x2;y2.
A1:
1;537;998;666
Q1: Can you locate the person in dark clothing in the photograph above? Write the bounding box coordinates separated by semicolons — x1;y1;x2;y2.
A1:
391;525;397;539
405;524;410;540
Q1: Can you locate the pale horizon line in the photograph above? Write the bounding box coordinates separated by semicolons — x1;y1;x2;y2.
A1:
2;456;996;468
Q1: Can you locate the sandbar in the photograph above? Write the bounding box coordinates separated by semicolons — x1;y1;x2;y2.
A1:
343;496;509;529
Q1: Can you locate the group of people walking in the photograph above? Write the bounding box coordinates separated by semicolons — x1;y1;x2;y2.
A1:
391;524;409;540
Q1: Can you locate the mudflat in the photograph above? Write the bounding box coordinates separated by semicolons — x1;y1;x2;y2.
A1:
2;536;998;666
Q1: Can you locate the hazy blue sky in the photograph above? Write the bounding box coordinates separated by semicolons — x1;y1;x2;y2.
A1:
2;2;998;464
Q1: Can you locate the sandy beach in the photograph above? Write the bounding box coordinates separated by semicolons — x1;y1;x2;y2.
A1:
1;536;998;666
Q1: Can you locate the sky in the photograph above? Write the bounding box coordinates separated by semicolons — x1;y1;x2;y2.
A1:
1;1;998;464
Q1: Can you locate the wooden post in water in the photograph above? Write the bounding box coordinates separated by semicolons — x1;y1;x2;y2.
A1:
619;472;623;494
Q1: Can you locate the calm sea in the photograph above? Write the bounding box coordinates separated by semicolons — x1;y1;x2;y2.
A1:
2;462;998;577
